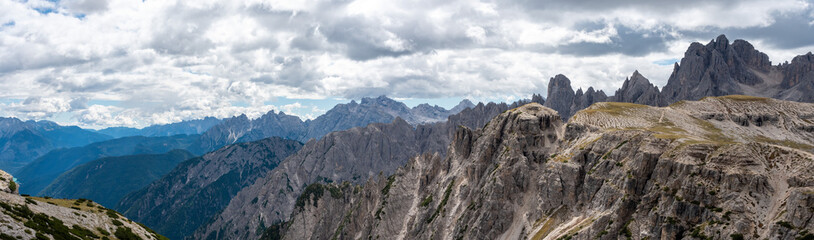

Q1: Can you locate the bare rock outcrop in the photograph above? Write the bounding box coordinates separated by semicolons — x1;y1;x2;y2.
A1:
0;169;164;240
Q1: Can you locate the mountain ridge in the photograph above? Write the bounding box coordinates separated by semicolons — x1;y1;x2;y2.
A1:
544;34;814;120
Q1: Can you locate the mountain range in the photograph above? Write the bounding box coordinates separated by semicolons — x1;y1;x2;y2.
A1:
3;97;472;197
117;101;498;240
0;117;111;173
270;97;814;239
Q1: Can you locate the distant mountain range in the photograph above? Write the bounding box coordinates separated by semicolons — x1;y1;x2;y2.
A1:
96;117;222;138
189;96;475;153
543;34;814;120
0;117;111;173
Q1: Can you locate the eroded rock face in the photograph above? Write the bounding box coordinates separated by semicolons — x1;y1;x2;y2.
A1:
195;102;512;240
275;99;814;240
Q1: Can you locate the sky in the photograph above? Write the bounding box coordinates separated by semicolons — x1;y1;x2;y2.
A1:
0;0;813;129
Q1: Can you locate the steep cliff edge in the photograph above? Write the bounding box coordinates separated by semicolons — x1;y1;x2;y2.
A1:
275;97;814;240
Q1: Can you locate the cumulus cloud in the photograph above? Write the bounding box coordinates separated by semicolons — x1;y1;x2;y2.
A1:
0;0;812;128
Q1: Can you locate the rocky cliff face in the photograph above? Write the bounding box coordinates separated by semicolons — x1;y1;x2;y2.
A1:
0;170;165;240
273;97;814;240
543;35;814;121
662;35;814;104
116;137;303;240
543;74;576;119
195;101;511;240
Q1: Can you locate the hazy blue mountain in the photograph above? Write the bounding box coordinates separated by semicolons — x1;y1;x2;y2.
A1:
15;134;199;195
0;117;112;173
39;149;195;208
95;126;142;138
97;117;222;138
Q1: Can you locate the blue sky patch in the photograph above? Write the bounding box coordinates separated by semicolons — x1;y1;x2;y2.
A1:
653;59;679;66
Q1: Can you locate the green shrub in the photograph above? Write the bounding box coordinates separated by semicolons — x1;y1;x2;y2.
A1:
0;233;15;240
34;233;48;240
8;180;16;192
427;180;455;223
114;227;141;240
419;195;433;207
381;175;396;195
730;233;744;240
797;230;814;240
97;227;110;236
105;209;119;219
295;184;326;209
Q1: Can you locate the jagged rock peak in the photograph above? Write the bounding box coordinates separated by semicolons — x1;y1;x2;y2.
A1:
360;95;402;106
450;99;476;113
530;93;545;105
710;34;730;52
549;74;572;88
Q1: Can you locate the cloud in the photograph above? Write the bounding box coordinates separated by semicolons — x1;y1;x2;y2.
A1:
0;0;812;128
62;0;110;14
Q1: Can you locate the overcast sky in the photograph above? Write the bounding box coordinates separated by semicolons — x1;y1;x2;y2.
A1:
1;0;813;129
